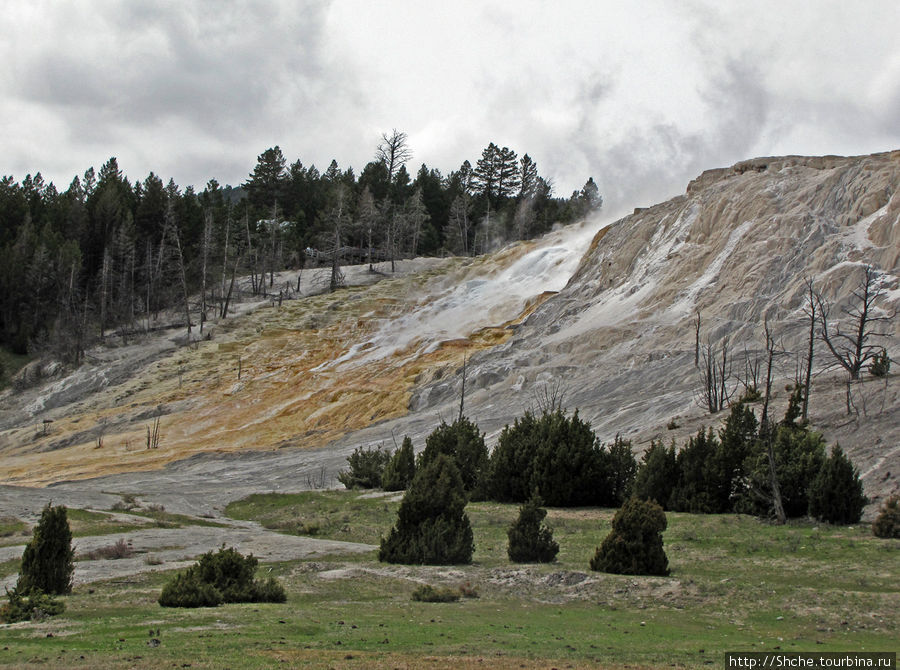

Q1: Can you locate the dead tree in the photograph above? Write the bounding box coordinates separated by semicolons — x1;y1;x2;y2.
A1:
759;318;787;524
799;278;817;423
698;338;734;413
817;265;895;413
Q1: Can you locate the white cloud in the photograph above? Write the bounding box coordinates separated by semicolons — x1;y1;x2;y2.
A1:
1;0;899;210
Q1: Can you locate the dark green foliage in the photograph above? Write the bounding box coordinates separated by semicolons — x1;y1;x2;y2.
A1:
419;417;488;498
410;584;461;602
0;587;65;623
16;503;74;596
528;409;606;507
507;494;558;563
739;424;827;519
158;570;222;608
713;401;759;510
632;440;678;510
781;385;804;428
604;434;638;506
808;445;867;524
158;546;286;608
379;453;474;565
590;498;669;576
382;436;416;491
872;495;900;538
488;411;541;503
669;428;727;514
337;445;392;490
869;349;891;378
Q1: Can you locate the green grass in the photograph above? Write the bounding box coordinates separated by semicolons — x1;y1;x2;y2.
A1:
1;491;897;669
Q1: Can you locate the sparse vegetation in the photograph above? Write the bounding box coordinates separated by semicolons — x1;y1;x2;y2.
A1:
410;584;461;603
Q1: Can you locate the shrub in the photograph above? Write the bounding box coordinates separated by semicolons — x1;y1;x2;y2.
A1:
873;495;900;538
590;497;669;576
16;503;74;596
80;538;134;561
669;428;726;514
411;584;461;602
507;494;558;563
0;587;65;623
158;546;286;608
419;417;488;498
529;409;606;507
869;348;890;378
158;570;222;608
488;411;541;503
808;445;867;524
382;436;416;491
631;440;677;510
337;445;392;489
379;453;474;565
603;434;637;506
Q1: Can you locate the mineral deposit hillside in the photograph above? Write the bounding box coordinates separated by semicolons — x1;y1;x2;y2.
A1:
0;151;898;518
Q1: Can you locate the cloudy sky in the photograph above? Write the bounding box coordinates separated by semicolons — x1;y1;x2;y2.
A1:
4;1;900;212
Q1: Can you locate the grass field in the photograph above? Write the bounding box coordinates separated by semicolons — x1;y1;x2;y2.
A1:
0;490;896;669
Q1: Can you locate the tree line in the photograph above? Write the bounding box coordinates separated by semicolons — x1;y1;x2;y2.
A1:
0;130;602;362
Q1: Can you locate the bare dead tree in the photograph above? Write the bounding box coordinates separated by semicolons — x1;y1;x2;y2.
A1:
738;345;762;397
693;311;701;369
533;379;566;414
817;265;895;413
758;317;787;524
200;210;212;334
698;338;734;413
800;277;817;423
458;352;468;421
375;128;412;182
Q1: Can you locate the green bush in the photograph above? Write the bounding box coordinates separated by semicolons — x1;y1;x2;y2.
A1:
411;584;461;602
590;497;669;576
604;434;638;506
379;453;474;565
632;440;677;510
869;348;890;378
158;546;286;608
669;428;726;514
16;503;74;596
419;417;488;498
528;409;606;507
0;587;65;623
382;436;416;491
337;445;392;489
507;494;558;563
808;445;867;524
873;495;900;538
158;570;222;608
488;411;541;503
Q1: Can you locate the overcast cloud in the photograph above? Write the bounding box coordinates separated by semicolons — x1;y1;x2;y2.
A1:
3;0;900;211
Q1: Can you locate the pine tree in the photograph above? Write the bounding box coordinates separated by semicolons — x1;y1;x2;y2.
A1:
507;493;558;563
419;417;488;498
379;453;474;565
382;436;416;491
16;503;75;596
590;497;669;576
808;445;867;524
631;440;678;510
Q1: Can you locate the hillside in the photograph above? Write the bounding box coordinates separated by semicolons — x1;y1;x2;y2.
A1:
0;151;898;518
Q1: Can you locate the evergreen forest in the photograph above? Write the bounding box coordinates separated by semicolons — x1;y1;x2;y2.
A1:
0;134;602;363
